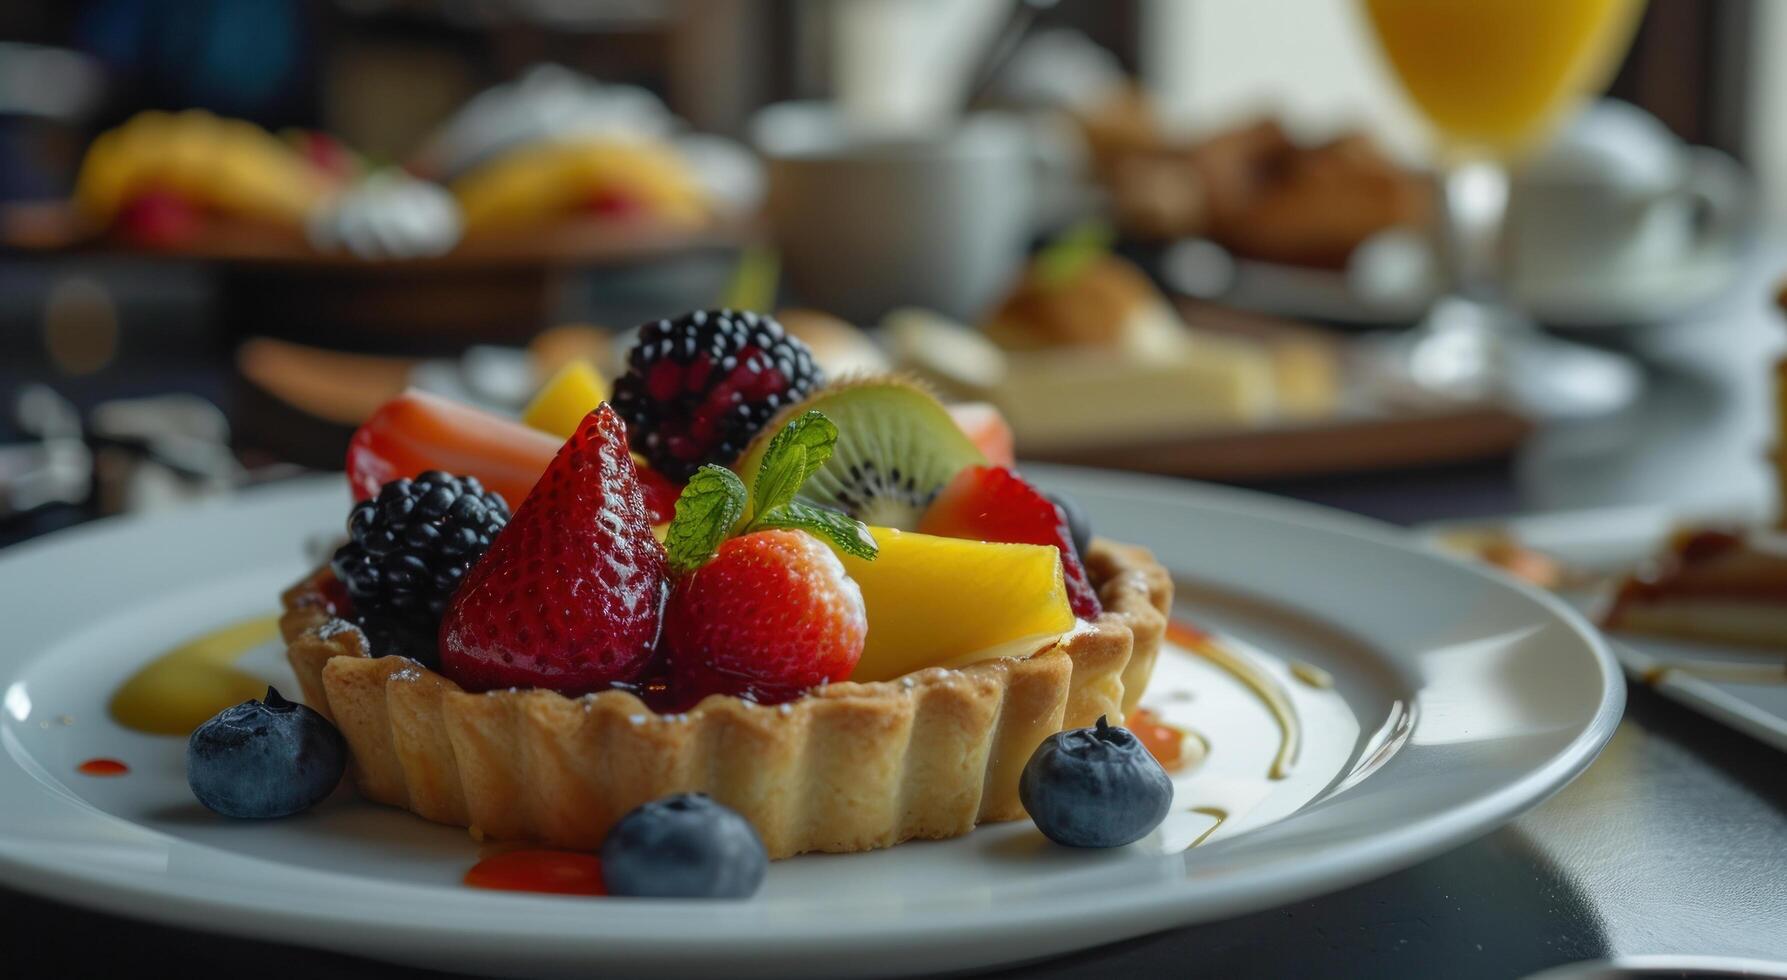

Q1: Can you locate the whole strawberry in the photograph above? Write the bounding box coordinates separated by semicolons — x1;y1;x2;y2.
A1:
656;411;877;704
663;530;866;704
441;404;668;695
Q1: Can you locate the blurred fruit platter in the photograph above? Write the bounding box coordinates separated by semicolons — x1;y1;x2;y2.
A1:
241;252;1529;483
1;100;755;267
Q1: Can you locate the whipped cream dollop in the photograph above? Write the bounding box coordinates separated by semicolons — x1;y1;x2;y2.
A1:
413;63;764;215
308;171;463;260
413;64;674;181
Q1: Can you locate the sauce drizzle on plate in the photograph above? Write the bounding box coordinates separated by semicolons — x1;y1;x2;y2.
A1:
1168;620;1302;779
109;615;279;735
77;758;129;777
464;850;607;896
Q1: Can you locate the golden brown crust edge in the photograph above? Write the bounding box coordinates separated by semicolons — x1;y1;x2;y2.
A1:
280;539;1171;859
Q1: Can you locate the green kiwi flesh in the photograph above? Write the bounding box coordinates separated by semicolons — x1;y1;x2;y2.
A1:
734;379;986;529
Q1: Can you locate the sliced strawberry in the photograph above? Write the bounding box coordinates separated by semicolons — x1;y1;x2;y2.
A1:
636;463;682;525
947;402;1015;468
661;529;866;705
347;391;563;510
918;466;1102;619
440;405;668;694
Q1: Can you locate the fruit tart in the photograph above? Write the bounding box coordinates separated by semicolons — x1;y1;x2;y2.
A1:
73;109;340;248
280;310;1169;858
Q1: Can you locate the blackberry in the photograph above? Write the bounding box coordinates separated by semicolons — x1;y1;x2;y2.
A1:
330;471;509;665
611;309;823;481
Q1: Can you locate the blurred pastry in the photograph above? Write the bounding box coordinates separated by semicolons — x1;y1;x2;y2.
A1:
984;253;1176;352
1093;111;1429;267
411;64;677;180
889;304;1273;451
1217;133;1430;269
887;251;1297;450
415;63;762;219
451;138;709;234
73;110;335;246
775;309;891;377
1603;529;1787;650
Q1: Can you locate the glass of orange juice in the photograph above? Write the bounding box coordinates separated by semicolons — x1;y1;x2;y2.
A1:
1358;0;1648;416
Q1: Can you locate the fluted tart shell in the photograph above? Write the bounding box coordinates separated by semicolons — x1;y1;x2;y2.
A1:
280;539;1170;859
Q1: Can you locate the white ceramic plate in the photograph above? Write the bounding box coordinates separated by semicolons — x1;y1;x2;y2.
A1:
1424;505;1787;753
0;470;1623;978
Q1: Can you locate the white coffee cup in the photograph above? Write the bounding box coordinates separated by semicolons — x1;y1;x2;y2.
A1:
1508;100;1748;289
751;102;1032;324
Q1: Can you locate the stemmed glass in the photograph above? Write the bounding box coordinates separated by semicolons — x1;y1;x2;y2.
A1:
1358;0;1649;418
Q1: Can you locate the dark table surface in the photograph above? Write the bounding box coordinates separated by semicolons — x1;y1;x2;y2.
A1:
2;247;1786;978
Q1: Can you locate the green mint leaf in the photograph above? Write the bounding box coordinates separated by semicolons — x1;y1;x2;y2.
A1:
1034;219;1116;288
750;411;838;518
755;500;878;561
663;464;749;574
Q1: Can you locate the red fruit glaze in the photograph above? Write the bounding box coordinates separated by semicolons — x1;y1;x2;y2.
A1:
662;530;866;704
463;850;606;896
440;405;669;695
918;466;1102;619
347;390;563;510
636;464;681;525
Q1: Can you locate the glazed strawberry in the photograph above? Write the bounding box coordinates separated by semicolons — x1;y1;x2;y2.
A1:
662;529;866;704
347;391;562;510
918;466;1102;619
440;405;668;694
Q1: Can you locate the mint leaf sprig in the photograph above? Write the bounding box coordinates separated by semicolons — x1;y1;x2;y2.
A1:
663;411;878;574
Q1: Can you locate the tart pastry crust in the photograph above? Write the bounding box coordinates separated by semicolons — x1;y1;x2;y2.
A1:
282;540;1170;858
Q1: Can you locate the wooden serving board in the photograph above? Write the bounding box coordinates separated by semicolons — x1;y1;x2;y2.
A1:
1021;301;1532;481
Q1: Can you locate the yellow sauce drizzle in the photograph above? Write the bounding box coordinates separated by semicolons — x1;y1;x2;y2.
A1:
1180;629;1301;779
1187;806;1227;848
109;615;280;735
1290;661;1333;689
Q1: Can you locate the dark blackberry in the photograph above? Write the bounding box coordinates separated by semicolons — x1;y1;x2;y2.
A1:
611;309;824;481
330;471;508;665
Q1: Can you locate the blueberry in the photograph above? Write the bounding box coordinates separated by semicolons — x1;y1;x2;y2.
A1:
187;687;346;819
600;793;767;898
1047;491;1092;562
1019;715;1173;848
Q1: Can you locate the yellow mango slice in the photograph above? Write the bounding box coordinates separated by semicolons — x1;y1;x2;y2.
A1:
839;527;1075;683
522;360;609;439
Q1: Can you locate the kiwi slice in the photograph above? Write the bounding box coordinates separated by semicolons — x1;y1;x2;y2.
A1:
734;378;985;529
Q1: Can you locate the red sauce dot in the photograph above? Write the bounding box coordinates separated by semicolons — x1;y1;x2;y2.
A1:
464;850;606;896
77;758;129;777
1126;709;1188;771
